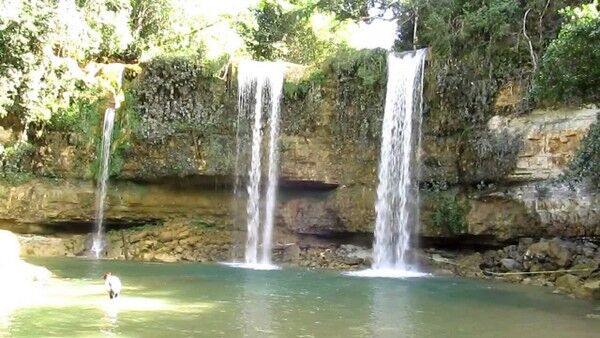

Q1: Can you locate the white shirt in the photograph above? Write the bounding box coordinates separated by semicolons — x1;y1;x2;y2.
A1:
105;275;122;294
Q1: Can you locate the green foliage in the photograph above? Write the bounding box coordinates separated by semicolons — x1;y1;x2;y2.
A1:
326;48;387;140
284;68;325;99
0;0;84;128
0;141;34;185
567;116;600;186
282;69;325;135
428;186;468;235
237;0;352;64
534;2;600;105
400;0;578;135
77;0;134;59
126;0;174;58
48;85;106;134
132;53;232;144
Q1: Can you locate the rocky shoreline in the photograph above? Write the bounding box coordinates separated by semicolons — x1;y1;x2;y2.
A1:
16;223;600;301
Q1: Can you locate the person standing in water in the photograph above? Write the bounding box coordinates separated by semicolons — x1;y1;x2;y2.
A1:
103;272;122;299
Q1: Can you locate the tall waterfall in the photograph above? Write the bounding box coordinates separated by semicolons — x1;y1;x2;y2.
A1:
91;108;116;258
349;49;427;278
235;60;284;268
373;49;426;272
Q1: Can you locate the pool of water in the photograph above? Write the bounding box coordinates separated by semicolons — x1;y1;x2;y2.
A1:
2;257;600;337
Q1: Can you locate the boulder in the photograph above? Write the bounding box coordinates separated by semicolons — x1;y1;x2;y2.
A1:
154;253;178;263
19;236;69;257
129;230;150;243
503;245;521;261
526;240;551;259
481;250;500;268
518;238;534;254
500;258;523;272
336;244;371;260
456;253;484;277
570;262;599;279
555;274;588;298
158;231;175;243
526;239;572;267
180;236;203;246
548;240;572;267
583;279;600;300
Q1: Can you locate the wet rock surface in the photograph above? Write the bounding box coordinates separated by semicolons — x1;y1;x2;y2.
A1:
423;236;600;300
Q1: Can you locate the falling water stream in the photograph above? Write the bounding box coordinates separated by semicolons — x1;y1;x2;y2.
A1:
234;60;285;268
350;49;427;278
91;108;116;258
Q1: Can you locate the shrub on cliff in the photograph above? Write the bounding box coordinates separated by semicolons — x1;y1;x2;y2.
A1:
326;48;388;141
132;53;231;143
567;117;600;186
533;2;600;105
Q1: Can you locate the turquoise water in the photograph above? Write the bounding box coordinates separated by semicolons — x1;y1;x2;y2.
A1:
3;257;600;337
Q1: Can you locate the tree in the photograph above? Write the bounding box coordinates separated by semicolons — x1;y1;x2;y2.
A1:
534;1;600;105
237;0;366;64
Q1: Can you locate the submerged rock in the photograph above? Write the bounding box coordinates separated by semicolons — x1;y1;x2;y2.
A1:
583;279;600;300
555;274;587;298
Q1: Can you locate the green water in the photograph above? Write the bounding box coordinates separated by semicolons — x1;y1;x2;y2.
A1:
3;257;600;338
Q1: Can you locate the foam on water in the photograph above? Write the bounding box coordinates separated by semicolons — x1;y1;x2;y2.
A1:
345;268;429;279
221;262;281;271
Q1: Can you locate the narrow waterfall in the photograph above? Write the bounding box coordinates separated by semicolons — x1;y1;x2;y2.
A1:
91;108;116;258
235;60;285;268
372;49;426;272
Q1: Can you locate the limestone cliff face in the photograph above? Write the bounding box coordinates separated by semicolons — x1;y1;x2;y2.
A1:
1;61;598;243
0;179;231;233
459;108;599;240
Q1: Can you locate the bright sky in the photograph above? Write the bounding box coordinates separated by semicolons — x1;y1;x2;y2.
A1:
347;19;398;50
171;0;259;58
172;0;398;57
348;5;398;50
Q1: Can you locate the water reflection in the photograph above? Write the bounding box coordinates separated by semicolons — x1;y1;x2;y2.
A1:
100;300;120;336
0;299;16;337
369;279;417;338
240;271;275;337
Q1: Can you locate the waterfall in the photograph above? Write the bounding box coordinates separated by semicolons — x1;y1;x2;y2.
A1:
373;49;426;272
349;49;427;278
91;108;116;258
234;60;284;268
